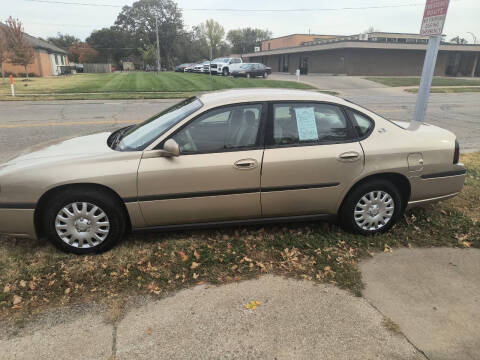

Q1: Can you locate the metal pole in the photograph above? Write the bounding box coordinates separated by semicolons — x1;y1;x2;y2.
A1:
409;35;442;130
155;16;161;73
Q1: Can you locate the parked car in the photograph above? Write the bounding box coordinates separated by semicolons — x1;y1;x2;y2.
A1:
231;63;272;78
193;61;210;73
209;57;243;76
175;63;192;72
183;63;198;72
0;89;466;254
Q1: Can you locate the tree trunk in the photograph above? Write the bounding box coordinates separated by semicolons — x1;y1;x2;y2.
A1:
24;65;29;80
1;63;4;84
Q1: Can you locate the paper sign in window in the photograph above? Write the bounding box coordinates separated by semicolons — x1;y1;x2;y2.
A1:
294;107;318;141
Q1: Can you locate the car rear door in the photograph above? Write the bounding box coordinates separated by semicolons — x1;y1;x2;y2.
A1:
137;103;267;226
260;102;364;217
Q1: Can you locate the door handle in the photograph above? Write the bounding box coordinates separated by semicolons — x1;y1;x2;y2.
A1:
234;158;258;170
337;151;361;162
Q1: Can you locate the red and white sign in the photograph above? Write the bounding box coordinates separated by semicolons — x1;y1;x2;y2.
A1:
420;0;450;36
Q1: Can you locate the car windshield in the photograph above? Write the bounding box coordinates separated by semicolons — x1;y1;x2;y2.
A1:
213;58;228;62
117;97;203;151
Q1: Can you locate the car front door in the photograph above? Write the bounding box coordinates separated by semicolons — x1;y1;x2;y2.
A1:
260;102;364;217
137;103;266;226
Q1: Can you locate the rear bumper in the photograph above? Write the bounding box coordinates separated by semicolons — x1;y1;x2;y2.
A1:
408;165;466;208
0;208;36;239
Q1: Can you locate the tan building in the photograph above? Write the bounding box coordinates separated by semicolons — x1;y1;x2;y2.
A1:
1;23;69;77
246;32;480;77
261;34;338;51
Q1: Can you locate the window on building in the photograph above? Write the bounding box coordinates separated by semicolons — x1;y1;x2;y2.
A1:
268;43;271;50
54;54;58;65
61;56;65;65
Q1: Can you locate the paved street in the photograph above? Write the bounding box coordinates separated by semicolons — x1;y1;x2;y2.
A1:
1;76;479;164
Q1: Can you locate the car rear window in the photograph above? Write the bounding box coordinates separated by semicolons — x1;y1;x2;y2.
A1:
347;110;374;138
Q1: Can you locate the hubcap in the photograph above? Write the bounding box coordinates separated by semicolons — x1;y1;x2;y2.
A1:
354;191;394;231
55;202;110;249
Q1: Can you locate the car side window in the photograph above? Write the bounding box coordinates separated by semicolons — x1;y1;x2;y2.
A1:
172;104;263;154
347;110;374;138
272;103;352;145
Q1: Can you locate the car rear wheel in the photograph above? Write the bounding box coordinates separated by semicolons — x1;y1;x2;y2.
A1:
43;189;126;254
340;179;403;235
222;68;229;76
246;73;251;79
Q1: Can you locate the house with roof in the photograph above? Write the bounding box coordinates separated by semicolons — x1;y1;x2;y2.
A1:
1;22;69;77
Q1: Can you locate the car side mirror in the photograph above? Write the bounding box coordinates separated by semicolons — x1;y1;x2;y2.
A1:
163;139;180;157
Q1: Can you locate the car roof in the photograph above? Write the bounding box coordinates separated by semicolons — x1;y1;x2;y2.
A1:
198;89;345;108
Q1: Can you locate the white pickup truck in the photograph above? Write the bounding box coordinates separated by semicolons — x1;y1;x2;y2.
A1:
208;57;243;75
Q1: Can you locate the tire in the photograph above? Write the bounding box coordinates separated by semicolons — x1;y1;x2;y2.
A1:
222;68;229;76
340;179;403;235
263;72;268;78
246;73;251;79
43;188;126;254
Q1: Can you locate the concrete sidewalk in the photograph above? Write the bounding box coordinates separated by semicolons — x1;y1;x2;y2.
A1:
0;276;422;360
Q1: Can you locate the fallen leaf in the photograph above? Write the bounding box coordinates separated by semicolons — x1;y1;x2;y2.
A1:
64;288;71;295
12;295;22;305
29;282;35;291
384;244;393;253
19;280;27;288
190;262;200;269
462;241;472;248
146;327;152;335
3;284;10;293
231;265;238;271
193;250;200;260
178;251;188;262
192;273;199;279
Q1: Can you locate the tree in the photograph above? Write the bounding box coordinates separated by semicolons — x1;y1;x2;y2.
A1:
4;17;35;79
114;0;184;68
450;36;468;44
203;19;225;58
68;42;98;63
363;26;379;34
139;44;157;66
0;26;7;83
87;27;135;65
46;33;80;50
226;28;272;54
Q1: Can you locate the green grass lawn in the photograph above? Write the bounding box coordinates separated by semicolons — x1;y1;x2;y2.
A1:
366;76;480;87
0;72;314;100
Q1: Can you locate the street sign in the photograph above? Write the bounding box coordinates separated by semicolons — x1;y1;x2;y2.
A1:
420;0;450;36
410;0;450;129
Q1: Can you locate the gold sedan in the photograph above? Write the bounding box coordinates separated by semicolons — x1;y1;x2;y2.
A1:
0;89;466;254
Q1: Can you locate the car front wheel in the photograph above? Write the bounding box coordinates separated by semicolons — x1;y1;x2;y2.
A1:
222;68;229;76
263;72;268;78
340;179;403;235
43;189;126;254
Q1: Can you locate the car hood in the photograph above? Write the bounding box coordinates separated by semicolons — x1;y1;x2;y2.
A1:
4;132;114;166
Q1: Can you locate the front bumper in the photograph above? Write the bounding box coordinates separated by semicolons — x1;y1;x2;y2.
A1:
0;208;36;239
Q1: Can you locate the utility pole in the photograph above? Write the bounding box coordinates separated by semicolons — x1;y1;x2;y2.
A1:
155;16;161;73
467;32;477;44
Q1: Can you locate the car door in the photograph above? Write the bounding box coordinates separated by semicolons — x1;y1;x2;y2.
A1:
137;103;266;226
261;102;365;217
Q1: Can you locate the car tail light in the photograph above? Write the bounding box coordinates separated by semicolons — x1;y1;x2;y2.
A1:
453;139;460;164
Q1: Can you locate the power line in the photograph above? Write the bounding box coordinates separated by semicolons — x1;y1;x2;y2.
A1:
24;0;432;12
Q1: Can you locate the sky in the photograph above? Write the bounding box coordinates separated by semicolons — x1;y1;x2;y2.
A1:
3;0;480;43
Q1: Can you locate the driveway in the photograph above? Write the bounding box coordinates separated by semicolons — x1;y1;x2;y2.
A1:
360;248;480;360
1;276;424;360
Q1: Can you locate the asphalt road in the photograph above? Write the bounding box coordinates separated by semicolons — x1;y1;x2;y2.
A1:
1;77;478;163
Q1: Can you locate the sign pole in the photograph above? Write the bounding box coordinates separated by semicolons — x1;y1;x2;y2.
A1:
410;35;441;130
409;0;450;130
9;75;14;97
